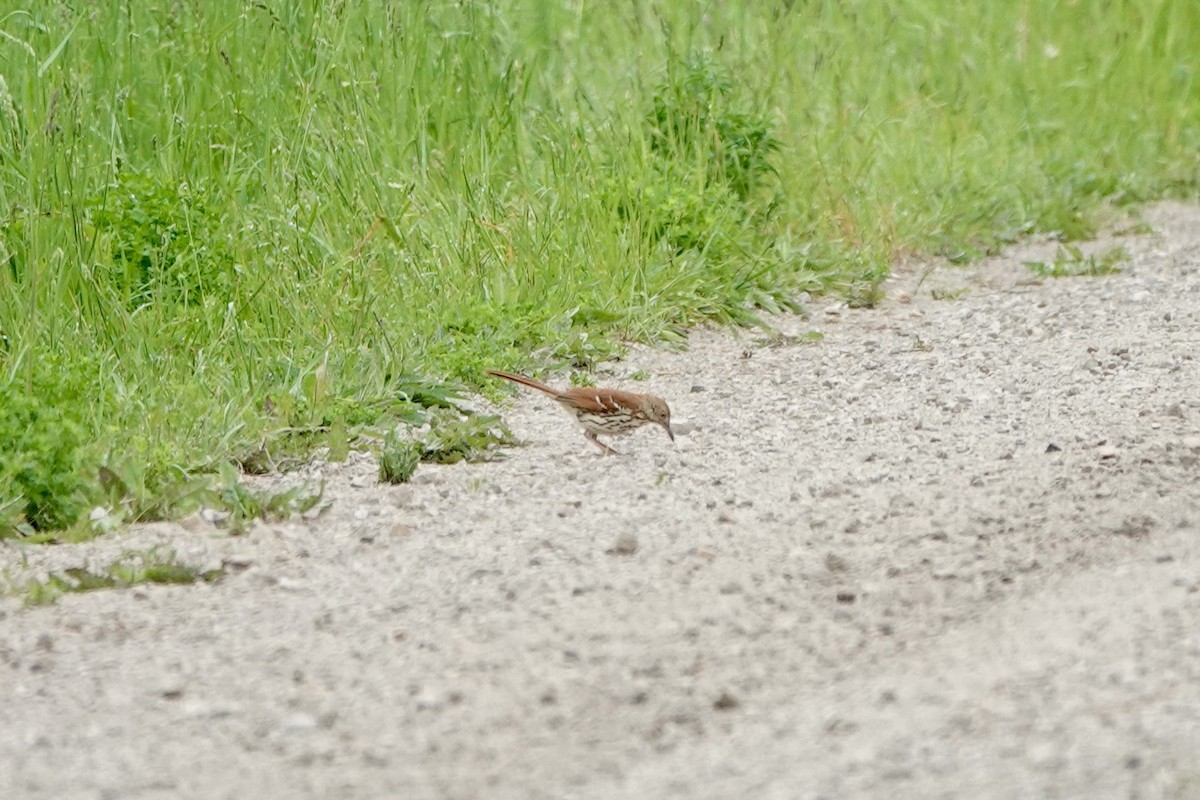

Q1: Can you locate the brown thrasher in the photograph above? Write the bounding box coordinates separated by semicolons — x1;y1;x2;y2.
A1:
486;369;674;455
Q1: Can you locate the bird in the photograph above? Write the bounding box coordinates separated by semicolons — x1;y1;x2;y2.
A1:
486;369;674;455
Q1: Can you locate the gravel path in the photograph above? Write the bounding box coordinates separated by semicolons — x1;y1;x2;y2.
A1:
3;203;1199;800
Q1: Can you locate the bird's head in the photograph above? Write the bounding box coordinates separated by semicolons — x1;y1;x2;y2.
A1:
642;395;674;441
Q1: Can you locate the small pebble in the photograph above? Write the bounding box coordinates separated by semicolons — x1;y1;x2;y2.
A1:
199;508;229;525
281;712;318;732
713;692;739;711
825;553;850;573
608;532;638;555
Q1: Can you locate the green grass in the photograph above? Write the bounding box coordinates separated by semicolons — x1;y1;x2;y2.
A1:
1;1;1198;535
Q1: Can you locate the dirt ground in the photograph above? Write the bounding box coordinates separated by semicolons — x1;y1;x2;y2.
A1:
3;202;1199;800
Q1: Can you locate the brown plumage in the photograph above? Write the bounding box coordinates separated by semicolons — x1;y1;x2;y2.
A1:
486;369;674;455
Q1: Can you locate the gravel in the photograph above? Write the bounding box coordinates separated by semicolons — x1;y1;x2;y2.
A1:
2;202;1199;800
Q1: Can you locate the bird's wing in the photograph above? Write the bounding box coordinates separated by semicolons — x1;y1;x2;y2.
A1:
557;387;639;414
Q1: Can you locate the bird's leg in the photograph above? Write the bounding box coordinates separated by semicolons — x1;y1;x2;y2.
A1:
585;431;619;456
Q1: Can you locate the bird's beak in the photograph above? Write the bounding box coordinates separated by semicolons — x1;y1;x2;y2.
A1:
665;423;675;442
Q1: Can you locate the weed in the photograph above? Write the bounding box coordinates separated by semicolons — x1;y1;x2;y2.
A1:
604;163;745;255
19;548;223;607
846;281;887;310
213;462;322;534
1025;245;1129;279
0;364;94;535
92;460;213;529
420;410;514;465
85;459;321;537
606;51;780;275
88;172;234;307
930;287;970;301
379;430;421;484
1112;221;1155;237
325;417;352;463
648;54;780;201
752;331;825;348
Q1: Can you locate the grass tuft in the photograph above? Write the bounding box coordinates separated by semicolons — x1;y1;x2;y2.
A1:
379;430;421;485
1025;245;1129;279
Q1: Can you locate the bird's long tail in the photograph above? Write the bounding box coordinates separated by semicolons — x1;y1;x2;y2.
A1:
486;369;561;398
